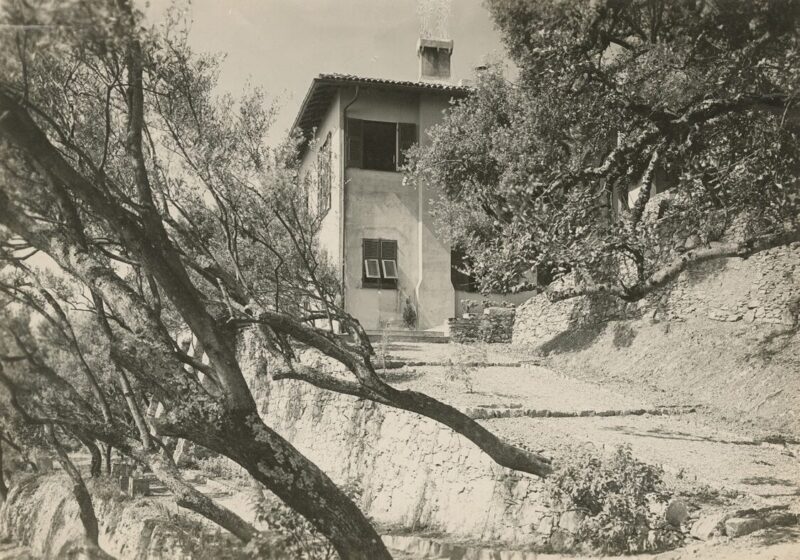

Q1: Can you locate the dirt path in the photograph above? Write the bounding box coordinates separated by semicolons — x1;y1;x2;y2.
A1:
384;340;800;559
388;341;799;511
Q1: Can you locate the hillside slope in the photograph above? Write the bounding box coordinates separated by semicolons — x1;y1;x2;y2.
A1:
537;318;800;437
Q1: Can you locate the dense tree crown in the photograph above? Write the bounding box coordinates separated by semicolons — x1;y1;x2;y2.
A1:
410;0;800;298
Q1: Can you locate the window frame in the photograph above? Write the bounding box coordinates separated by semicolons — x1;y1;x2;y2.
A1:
317;132;332;217
364;258;381;279
362;238;398;289
347;118;417;172
381;259;398;279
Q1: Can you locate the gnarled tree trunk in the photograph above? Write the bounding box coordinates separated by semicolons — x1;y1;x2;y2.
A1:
45;425;100;546
162;411;392;560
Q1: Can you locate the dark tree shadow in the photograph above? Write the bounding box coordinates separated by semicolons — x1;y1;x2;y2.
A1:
604;425;762;446
538;323;606;355
612;322;637;348
740;476;796;487
751;525;800;546
379;369;423;383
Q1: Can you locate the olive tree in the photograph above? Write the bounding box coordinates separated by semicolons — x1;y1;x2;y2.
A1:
410;0;800;300
0;1;551;557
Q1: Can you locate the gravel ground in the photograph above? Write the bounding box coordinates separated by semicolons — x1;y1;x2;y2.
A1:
388;364;651;412
390;341;800;510
485;415;800;504
387;342;652;413
382;340;800;559
388;336;800;516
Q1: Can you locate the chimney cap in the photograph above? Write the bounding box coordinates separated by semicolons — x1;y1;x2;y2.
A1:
417;37;454;54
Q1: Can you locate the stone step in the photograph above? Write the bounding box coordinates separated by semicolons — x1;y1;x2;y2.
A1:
365;330;450;343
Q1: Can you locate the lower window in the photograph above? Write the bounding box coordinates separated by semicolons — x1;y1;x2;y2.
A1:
362;238;398;289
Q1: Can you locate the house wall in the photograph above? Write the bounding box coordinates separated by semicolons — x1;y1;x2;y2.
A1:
340;87;456;330
300;91;343;268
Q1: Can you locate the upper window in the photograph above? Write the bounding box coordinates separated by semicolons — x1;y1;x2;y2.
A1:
317;133;332;216
362;238;398;289
347;118;416;172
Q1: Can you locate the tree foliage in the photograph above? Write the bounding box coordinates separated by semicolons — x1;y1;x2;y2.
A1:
410;0;800;298
0;1;552;556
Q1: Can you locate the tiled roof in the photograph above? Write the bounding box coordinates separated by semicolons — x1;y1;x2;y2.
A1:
292;73;469;141
317;73;467;93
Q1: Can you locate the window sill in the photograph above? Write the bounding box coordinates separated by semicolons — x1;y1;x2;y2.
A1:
360;282;398;290
347;167;400;174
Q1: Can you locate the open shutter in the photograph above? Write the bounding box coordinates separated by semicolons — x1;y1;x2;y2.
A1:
363;238;380;284
364;238;380;260
397;123;417;168
380;239;397;261
347;118;363;168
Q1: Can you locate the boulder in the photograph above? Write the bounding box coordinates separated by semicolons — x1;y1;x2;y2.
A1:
684;234;701;250
724;517;765;538
690;513;729;540
559;510;585;533
665;499;690;526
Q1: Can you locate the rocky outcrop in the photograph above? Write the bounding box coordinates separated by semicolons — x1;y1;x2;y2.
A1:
239;330;552;545
512;277;626;348
513;243;800;348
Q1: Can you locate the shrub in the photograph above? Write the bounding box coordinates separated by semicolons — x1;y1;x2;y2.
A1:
402;298;417;329
547;446;679;554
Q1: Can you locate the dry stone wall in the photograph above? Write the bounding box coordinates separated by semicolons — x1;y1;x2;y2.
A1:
513;275;628;348
514;193;800;349
514;242;799;348
239;329;552;545
449;307;516;344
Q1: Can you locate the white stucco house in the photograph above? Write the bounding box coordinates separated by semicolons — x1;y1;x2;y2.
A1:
291;39;472;331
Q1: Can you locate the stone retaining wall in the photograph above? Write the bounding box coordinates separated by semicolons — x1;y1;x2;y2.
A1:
513;240;800;348
239;329;552;545
449;307;516;344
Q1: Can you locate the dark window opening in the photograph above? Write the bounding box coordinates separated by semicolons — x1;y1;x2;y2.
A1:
451;248;479;293
347;118;417;172
363;238;398;289
362;121;396;171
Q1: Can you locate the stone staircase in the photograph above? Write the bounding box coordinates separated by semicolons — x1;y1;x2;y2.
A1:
363;329;449;343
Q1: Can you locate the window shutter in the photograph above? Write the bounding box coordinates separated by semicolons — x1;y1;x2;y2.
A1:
380;239;397;261
363;238;380;259
347;118;363;168
397;123;417;168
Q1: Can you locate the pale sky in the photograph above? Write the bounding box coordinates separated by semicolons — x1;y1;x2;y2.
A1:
142;0;509;144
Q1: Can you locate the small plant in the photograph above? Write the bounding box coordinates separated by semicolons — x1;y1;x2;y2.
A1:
547;446;680;554
443;344;484;393
376;325;390;371
460;299;479;317
402;298;417;329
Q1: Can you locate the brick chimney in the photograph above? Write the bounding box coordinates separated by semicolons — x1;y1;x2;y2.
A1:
417;38;453;82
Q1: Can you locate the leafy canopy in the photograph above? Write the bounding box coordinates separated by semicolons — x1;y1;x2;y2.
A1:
409;0;800;296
